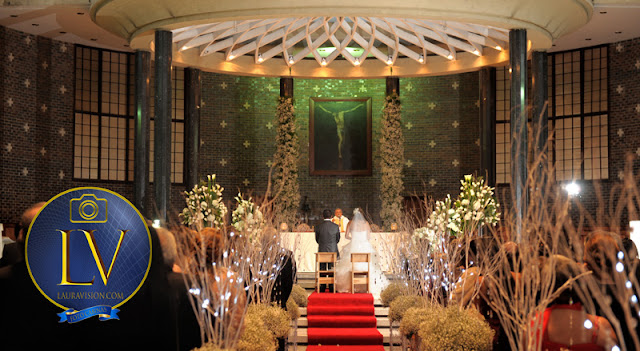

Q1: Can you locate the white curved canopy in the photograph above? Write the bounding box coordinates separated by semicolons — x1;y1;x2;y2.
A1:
172;17;509;68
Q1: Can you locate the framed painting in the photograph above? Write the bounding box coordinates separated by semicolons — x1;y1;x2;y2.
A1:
309;97;372;176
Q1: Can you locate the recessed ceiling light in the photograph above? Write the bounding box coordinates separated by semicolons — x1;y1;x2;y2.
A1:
10;15;18;18
31;23;39;27
585;38;592;41
124;44;129;47
552;44;556;47
599;11;607;14
59;31;66;34
90;38;98;41
615;31;622;34
77;12;84;15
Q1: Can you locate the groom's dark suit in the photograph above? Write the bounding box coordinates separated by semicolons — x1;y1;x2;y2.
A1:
315;219;341;258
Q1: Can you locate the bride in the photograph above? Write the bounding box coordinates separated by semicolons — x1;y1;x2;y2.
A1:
335;208;389;296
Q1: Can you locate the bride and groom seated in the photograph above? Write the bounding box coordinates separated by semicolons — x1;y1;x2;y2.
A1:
315;208;389;295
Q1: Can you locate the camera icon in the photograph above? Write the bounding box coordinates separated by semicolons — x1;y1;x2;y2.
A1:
69;194;108;223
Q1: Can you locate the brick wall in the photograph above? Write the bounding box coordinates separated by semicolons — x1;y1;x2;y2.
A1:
200;73;481;224
3;22;639;229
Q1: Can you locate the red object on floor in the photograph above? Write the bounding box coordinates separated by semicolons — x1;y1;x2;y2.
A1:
306;293;383;351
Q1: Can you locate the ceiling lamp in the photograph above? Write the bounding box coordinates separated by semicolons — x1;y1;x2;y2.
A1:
321;57;327;66
354;58;360;66
386;55;393;65
447;54;454;60
257;53;264;63
288;55;294;64
418;54;424;63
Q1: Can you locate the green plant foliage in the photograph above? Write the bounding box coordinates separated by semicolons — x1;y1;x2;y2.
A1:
380;282;405;307
389;295;422;322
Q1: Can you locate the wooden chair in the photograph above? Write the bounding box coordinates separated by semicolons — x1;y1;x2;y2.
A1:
351;253;370;294
315;252;337;293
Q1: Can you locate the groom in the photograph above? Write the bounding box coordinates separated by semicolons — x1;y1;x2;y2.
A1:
315;209;341;292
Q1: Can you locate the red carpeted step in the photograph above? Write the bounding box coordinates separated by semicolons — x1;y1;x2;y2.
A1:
308;292;374;306
307;304;374;316
308;328;383;345
307;315;377;328
306;345;385;351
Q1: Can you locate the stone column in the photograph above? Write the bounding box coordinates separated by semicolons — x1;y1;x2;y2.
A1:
531;51;549;196
386;77;400;96
154;30;172;223
185;67;201;190
479;67;496;187
134;50;151;216
509;29;528;240
280;77;293;97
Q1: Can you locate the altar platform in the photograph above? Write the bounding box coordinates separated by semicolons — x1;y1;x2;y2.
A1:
280;232;397;273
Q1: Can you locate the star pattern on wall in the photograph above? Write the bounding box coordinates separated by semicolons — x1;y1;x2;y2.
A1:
405;83;414;92
220;82;228;89
616;43;624;52
243;179;251;186
59;85;67;94
5;143;12;152
405;122;413;130
40;147;46;156
635;104;640;113
219;159;227;166
23;123;30;133
429;140;436;148
24;36;31;45
336;179;344;187
452;159;459;167
475;100;481;108
428;102;436;110
42;61;48;70
24;79;30;88
58;170;65;179
41;104;47;113
266;160;273;167
21;167;29;176
60;44;67;53
452;81;459;90
405;159;413;167
618;171;624;180
7;53;14;62
243;140;251;148
220;120;227;128
6;97;13;107
616;85;624;94
243;101;250;109
452;120;459;128
266;122;274;130
636;147;640;157
265;84;273;91
359;85;367;92
58;128;66;137
617;128;624;137
636;59;640;70
476;138;481;146
429;179;437;187
313;85;320;92
200;139;205;146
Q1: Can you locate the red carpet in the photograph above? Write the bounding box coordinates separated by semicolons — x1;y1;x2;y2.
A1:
306;293;384;351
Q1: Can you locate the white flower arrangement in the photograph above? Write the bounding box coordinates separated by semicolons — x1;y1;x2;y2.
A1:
411;226;442;253
231;194;264;244
180;174;228;229
426;175;500;238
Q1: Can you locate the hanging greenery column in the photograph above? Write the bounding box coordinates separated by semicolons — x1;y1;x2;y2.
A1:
380;93;404;228
272;96;301;226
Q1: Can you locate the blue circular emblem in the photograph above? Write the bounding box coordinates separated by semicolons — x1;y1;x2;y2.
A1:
26;187;151;323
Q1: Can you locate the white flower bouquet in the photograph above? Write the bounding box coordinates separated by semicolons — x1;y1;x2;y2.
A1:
180;174;228;229
453;174;500;236
231;194;264;244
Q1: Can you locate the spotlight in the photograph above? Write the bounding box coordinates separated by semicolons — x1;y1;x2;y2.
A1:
447;54;454;60
354;58;360;66
321;57;327;66
418;54;424;63
564;182;580;196
288;55;294;64
257;54;264;63
228;52;235;60
152;219;161;228
387;55;393;65
495;46;502;51
472;49;480;56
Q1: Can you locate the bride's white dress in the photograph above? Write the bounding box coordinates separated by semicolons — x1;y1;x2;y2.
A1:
335;229;389;297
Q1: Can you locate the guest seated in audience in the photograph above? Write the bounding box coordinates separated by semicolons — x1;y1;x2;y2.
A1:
535;255;618;351
584;231;640;349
